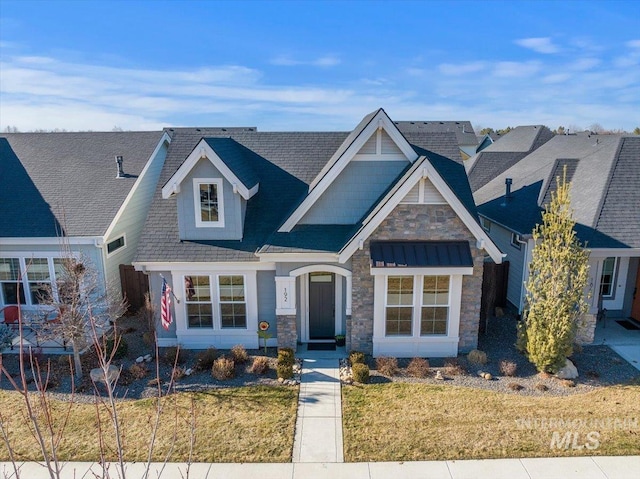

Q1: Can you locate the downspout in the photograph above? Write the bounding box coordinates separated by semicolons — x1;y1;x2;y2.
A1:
515;234;530;314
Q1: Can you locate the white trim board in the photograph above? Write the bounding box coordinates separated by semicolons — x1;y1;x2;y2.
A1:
133;261;276;272
278;109;417;232
338;156;504;264
104;132;171;240
161;139;258;201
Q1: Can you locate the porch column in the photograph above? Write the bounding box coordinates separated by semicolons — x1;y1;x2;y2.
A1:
275;276;297;350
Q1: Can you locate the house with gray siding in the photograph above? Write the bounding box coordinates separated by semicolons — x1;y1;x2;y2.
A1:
0;131;170;316
134;109;503;357
473;133;640;343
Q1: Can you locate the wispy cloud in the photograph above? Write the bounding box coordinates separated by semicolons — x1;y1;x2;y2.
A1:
270;55;341;67
438;61;487;76
515;37;559;54
626;39;640;49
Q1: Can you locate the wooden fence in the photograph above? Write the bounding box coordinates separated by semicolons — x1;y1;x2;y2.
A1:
479;260;509;333
119;264;149;312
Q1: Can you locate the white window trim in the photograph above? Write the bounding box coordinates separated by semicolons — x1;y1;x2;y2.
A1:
510;233;522;250
106;234;127;257
419;275;451;337
176;271;257;336
383;275;415;337
599;257;618;299
216;274;248;330
372;272;464;358
193;178;225;228
0;254;78;308
184;274;215;329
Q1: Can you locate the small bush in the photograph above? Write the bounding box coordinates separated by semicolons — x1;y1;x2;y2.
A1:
349;351;365;365
57;354;72;366
212;357;235;380
376;356;398;377
106;337;128;360
171;366;187;382
586;370;600;379
164;346;185;366
407;357;430;378
277;363;293;379
535;383;549;392
230;344;249;364
277;348;295;366
560;379;576;388
351;363;370;383
508;382;524;391
142;331;155;347
443;357;466;376
129;363;149;379
249;356;270;375
499;359;518;377
195;347;219;371
0;324;15;350
467;349;487;365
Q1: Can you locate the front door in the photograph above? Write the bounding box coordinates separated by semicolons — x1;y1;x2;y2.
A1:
631;263;640;321
309;273;335;339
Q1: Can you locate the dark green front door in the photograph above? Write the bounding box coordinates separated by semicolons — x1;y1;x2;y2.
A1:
309;273;335;339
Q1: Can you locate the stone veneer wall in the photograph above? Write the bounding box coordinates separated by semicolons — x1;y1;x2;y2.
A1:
276;315;297;351
576;313;597;345
349;204;485;355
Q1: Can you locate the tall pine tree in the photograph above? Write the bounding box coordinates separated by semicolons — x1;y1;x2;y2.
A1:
518;169;590;373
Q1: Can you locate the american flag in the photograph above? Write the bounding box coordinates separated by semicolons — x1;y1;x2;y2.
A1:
161;278;172;331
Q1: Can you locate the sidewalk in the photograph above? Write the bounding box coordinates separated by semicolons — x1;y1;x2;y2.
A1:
3;456;639;479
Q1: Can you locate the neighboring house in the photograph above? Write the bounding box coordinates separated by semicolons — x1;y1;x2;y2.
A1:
394;121;479;160
465;125;555;190
473;134;640;343
133;109;503;357
0;131;170;314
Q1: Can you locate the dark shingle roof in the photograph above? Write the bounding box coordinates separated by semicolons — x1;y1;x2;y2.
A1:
467;126;554;191
395;121;478;146
204;138;260;190
0;132;163;237
476;135;639;249
135;126;473;262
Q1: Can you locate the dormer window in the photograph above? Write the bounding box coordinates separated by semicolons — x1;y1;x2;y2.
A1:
194;178;225;228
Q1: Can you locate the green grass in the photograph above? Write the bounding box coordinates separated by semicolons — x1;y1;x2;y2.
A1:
0;386;297;462
342;383;640;461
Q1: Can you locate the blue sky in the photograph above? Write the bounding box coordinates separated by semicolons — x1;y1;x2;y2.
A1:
1;0;639;132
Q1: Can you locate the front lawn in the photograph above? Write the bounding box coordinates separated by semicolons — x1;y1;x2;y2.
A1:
342;382;640;461
0;386;297;462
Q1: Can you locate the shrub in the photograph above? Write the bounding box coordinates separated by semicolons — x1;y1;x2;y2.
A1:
535;383;549;392
277;348;295;366
0;324;15;351
163;346;185;365
277;363;293;379
349;351;365;365
195;347;219;371
499;359;518;377
467;349;487;365
171;366;187;382
249;356;270;375
508;382;524;391
230;344;249;364
106;337;128;360
351;363;370;383
142;331;155;347
560;379;576;388
57;354;72;366
376;356;398;377
212;357;235;380
407;357;430;378
443;357;466;376
129;363;149;379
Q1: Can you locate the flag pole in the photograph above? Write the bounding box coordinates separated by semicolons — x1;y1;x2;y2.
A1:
159;273;180;303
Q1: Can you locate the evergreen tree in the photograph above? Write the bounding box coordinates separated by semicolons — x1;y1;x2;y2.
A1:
518;169;590;373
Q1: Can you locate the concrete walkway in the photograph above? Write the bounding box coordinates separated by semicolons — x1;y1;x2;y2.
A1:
593;318;640;371
292;355;343;463
3;456;640;479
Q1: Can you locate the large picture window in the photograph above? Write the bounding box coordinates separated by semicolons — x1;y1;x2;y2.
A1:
421;275;450;335
183;274;247;329
385;276;414;336
194;179;224;227
383;275;451;338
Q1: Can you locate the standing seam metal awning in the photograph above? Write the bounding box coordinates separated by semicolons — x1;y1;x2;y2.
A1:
370;241;473;268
